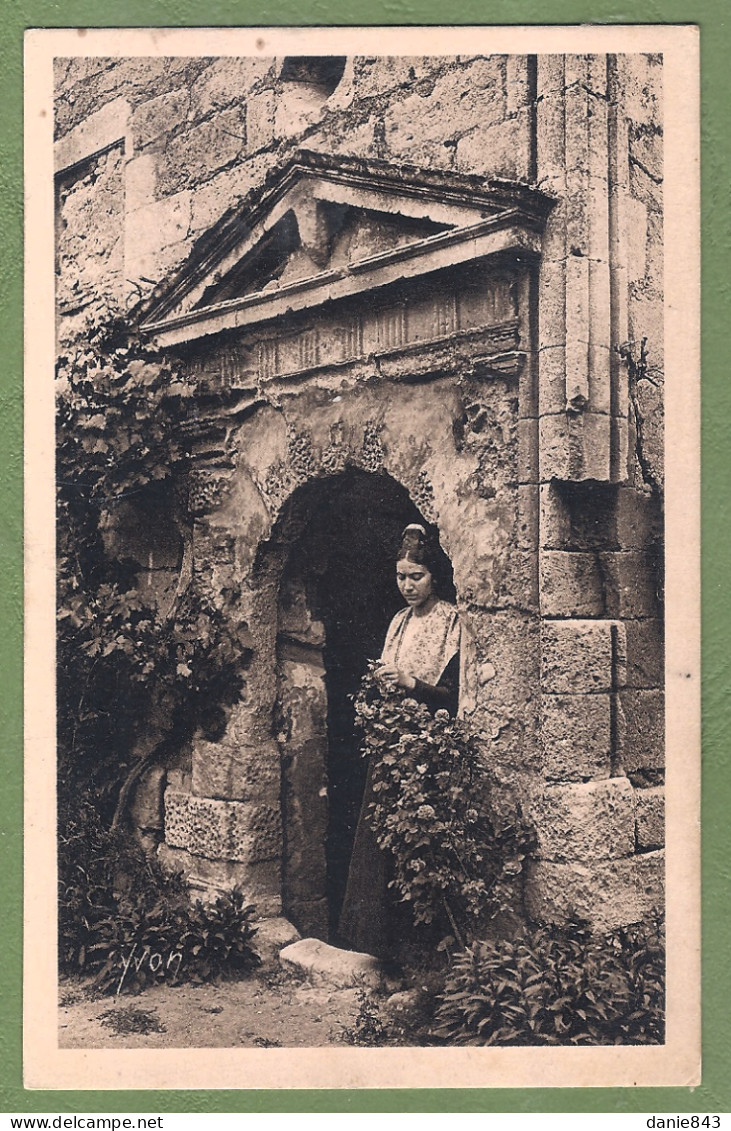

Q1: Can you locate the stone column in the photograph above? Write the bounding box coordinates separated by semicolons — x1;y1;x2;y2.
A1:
536;54;629;484
159;512;284;915
529;56;665;931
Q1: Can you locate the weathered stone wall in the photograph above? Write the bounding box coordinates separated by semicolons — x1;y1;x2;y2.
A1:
53;54;531;330
55;53;664;935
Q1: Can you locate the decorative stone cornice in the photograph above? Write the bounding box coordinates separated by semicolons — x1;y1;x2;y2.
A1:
138;149;555;348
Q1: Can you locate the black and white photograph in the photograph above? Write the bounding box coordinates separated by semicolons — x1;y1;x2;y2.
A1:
23;25;700;1089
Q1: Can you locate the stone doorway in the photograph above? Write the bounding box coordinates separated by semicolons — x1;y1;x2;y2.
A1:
266;468;454;941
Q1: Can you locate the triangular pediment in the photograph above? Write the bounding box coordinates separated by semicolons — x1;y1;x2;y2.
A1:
140;150;555;346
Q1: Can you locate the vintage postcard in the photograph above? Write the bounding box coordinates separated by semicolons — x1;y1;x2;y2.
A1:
24;24;700;1090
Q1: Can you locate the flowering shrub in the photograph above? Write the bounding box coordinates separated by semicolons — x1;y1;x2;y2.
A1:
434;916;665;1045
353;664;535;949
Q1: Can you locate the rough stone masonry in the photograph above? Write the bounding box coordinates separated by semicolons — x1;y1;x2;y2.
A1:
55;52;664;938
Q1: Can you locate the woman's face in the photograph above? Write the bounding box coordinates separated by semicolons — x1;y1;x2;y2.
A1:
396;558;434;608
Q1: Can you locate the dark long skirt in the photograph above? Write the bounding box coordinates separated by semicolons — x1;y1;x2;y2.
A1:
337;758;392;958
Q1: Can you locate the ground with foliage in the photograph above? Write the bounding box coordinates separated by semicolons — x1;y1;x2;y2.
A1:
59;912;664;1049
59;968;365;1049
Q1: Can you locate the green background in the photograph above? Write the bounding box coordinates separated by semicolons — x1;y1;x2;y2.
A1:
2;0;727;1114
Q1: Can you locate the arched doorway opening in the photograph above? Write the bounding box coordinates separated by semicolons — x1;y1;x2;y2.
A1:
261;468;455;941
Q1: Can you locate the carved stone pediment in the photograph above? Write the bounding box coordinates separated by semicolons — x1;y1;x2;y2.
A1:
139;150;554;348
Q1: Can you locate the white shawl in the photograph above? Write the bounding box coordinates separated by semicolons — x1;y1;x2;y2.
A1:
380;599;461;686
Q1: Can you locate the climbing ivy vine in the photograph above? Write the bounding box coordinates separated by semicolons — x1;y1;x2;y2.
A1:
56;306;249;830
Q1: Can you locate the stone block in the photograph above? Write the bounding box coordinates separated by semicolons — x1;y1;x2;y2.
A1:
516;486;539;550
630;129;663;191
628;293;664;374
188;161;262;239
617;54;663;131
163;788;281;863
611;416;630;483
532;778;635;863
126;239;192;292
564;251;591;407
126;190;192;255
538;236;568;343
125;152;158;212
626;194;649;283
411;63;507;140
285;898;330;942
506;55;531;115
539;412;611;483
519;351;539;422
504;549;539;611
54;94;130;174
155;108;247;195
518;418;539;484
455;112;531;180
537;341;568;420
461;54;509;97
539;483;571;550
246;90;276;153
130;765;166;832
192;738;280;802
645;209;664;293
632;375;665;491
613;623;628;688
635;786;665;850
541;619;624;695
525;849;665;930
254;916;301;965
156;843;282;917
191;57;272;120
541;692;612;781
166;768;191;791
600;551;662;619
615;486;663;550
619;689;665;775
275;84;325;138
461;608;540;722
280;938;383;987
351;56;442;100
130;86;191;150
536;62;567;190
624;618;664;689
539;550;605;618
163;788;191;851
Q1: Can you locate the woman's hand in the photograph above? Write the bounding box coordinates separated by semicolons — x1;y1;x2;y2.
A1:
376;663;417;691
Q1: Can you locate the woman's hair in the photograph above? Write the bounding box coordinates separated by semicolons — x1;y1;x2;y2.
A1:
397;522;443;574
396;523;454;600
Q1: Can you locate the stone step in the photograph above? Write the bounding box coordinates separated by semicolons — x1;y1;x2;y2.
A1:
279;937;383;989
254;916;301;965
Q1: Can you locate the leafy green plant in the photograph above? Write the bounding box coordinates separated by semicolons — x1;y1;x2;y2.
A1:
58;795;182;973
55;303;256;1004
59;794;260;995
434;916;665;1045
91;888;260;995
56;305;250;830
353;663;535;950
342;989;388;1046
99;1006;166;1035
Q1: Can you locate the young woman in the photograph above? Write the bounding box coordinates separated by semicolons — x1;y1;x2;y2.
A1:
337;523;460;956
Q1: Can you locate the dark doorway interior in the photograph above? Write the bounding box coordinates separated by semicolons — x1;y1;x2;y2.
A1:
273;468;455;938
